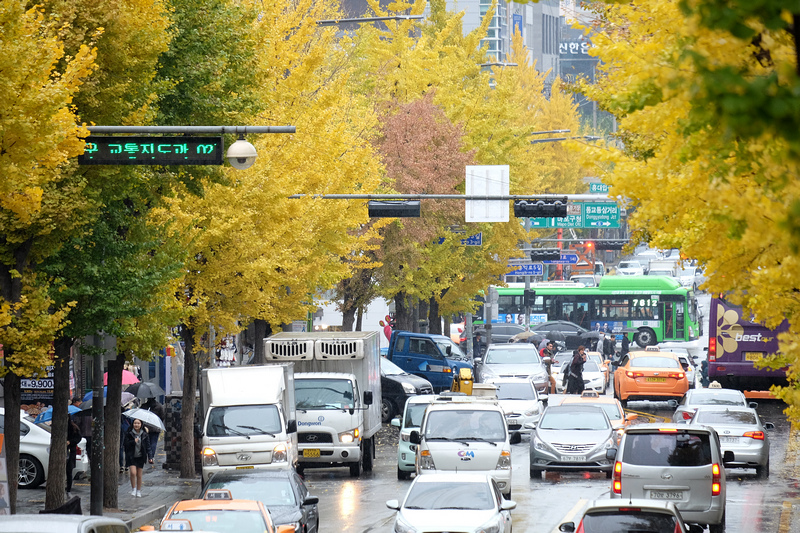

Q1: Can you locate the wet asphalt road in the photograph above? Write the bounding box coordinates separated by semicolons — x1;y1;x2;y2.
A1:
302;396;797;533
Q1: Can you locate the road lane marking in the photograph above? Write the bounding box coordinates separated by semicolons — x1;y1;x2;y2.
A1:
551;498;588;533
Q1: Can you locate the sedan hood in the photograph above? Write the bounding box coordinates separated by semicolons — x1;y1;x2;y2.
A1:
268;505;302;527
384;373;433;392
484;363;544;378
400;508;498;533
537;428;611;447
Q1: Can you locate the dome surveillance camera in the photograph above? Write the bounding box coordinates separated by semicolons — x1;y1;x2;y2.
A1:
226;138;257;170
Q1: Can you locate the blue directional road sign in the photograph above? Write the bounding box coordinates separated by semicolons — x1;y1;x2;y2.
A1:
542;253;579;265
507;263;543;276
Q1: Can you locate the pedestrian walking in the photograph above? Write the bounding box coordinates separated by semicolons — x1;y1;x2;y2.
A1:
566;346;587;395
621;332;630;357
473;332;484;358
66;415;81;495
142;397;165;466
700;359;710;388
123;418;151;497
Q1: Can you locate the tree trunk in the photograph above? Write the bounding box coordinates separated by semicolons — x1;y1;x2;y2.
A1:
252;319;269;365
355;305;363;331
179;325;197;479
103;351;125;509
45;337;72;509
342;305;356;331
3;372;20;514
428;296;442;335
394;292;413;332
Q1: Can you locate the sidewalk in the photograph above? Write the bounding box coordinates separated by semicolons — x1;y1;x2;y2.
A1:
16;455;200;530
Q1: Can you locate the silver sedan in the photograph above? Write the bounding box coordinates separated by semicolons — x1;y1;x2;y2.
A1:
689;406;773;478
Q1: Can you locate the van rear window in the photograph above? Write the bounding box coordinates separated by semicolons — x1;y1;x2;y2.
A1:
623;432;712;467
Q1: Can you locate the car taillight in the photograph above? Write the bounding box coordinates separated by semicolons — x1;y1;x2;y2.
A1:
682;410;694;420
76;445;82;455
712;463;721;495
743;431;765;440
625;371;644;378
709;337;717;362
668;372;685;379
613;461;622;494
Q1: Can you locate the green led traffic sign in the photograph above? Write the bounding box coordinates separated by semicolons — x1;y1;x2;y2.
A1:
78;136;224;165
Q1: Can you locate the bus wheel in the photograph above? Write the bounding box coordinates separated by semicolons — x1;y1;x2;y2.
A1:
634;327;657;348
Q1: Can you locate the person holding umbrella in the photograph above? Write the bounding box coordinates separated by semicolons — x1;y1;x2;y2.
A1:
141;397;165;465
123;418;151;497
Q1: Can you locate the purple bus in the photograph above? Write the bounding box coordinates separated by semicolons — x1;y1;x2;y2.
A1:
707;297;788;390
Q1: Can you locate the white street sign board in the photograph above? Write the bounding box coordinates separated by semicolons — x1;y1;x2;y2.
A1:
465;165;509;222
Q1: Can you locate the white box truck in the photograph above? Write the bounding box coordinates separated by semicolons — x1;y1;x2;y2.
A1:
265;331;382;477
199;363;297;484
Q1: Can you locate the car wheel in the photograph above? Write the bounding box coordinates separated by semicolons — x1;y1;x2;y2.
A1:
756;458;769;479
19;454;45;489
296;465;305;477
397;467;411;480
708;511;726;533
605;469;613;479
381;398;394;424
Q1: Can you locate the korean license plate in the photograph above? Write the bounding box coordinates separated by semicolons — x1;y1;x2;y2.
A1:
303;449;321;458
744;352;764;362
560;455;587;462
721;437;740;444
235;465;254;470
646;377;666;382
650;490;683;500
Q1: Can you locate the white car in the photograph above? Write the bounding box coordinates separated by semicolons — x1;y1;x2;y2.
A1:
0;408;88;489
555;361;605;393
488;378;544;435
616;260;645;276
386;473;515;533
558;499;689;533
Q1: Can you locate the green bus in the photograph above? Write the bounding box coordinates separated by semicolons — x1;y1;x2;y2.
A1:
492;276;702;347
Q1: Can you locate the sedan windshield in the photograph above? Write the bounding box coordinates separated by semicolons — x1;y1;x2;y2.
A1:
381;357;407;376
205;477;297;506
485;349;541;365
404;481;495;511
694;410;757;425
539;410;609;431
689;391;745;406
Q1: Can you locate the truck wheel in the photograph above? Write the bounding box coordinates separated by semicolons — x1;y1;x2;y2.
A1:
634;327;657;348
381;398;394;424
363;438;374;472
349;454;362;477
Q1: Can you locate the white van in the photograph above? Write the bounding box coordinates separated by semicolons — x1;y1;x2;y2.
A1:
409;394;522;499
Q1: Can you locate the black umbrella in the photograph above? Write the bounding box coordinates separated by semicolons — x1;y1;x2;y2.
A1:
125;381;165;399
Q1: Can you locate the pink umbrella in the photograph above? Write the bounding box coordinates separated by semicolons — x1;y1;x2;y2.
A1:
104;369;140;385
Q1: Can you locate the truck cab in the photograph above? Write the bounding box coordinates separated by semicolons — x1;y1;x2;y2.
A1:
387;331;473;392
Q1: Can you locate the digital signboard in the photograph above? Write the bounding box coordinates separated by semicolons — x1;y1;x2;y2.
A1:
78;136;224;165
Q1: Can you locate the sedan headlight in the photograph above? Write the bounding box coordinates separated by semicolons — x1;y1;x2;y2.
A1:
530;369;548;381
339;428;360;443
394;514;419;533
401;382;417;394
523;407;539;417
481;366;499;379
533;436;549;452
201;447;218;467
476;513;504;533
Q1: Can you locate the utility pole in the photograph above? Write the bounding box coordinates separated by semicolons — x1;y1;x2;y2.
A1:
90;334;105;515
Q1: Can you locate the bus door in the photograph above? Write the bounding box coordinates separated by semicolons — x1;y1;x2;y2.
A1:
662;301;676;339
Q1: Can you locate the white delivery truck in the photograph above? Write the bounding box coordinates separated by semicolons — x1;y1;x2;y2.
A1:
199;363;297;484
265;331;382;477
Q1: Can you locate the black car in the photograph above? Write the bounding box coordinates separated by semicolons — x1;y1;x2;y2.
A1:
380;357;434;423
459;324;528;352
201;469;319;533
530;320;604;350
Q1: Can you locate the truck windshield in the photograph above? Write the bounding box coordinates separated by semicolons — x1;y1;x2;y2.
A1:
296;378;355;410
206;405;282;437
435;339;468;361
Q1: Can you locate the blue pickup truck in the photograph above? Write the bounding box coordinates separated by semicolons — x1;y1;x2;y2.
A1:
386;331;473;391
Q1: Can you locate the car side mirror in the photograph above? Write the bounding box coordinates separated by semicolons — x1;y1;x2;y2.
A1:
559;522;576;533
363;391;373;406
409;431;421;445
501;500;517;511
287;419;297;434
474;358;482;365
764;422;775;430
523;422;536;430
723;450;735;463
625;413;638;422
667;399;678;408
303;496;320;506
542;356;551;364
510;432;522;445
749;402;759;410
386;499;400;510
606;448;617;461
391;418;401;428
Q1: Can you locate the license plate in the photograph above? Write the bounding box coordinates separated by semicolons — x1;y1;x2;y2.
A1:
650;490;683;500
303;449;321;458
646;377;666;382
560;455;587;462
721;437;740;444
235;465;254;470
744;352;764;361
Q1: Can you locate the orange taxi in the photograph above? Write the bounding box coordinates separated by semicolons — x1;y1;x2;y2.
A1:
147;489;295;533
558;391;638;442
613;348;689;406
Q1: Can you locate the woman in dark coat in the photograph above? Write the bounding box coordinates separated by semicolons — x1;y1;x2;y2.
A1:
123;418;151;497
566;345;587;394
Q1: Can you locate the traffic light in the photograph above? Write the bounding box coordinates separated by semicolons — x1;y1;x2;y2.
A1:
595;240;628;250
367;200;421;217
513;197;568;218
530;248;561;261
584;241;595;252
523;289;536;308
